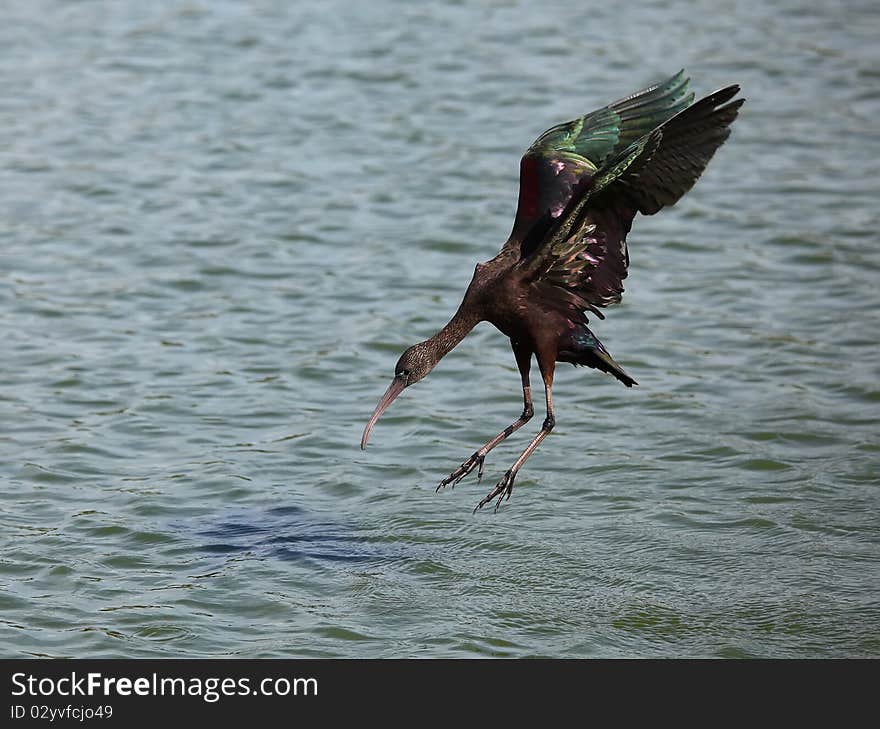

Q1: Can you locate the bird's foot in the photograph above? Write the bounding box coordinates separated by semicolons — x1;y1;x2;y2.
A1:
474;470;516;513
436;452;486;492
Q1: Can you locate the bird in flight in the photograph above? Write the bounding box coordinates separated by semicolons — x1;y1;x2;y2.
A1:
361;71;743;512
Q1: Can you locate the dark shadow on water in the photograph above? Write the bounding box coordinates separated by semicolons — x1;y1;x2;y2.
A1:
186;505;391;564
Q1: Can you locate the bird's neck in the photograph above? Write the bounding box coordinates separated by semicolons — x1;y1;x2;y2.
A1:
427;307;481;361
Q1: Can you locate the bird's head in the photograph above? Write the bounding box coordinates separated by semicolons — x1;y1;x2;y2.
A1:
360;340;436;449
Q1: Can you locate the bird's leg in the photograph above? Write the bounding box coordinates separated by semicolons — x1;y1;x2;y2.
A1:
435;391;532;490
436;342;533;491
475;360;555;513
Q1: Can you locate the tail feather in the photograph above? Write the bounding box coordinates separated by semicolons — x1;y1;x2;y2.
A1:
558;324;637;387
586;347;638;387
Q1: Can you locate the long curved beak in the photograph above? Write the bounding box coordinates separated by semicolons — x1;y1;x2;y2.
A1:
361;376;406;450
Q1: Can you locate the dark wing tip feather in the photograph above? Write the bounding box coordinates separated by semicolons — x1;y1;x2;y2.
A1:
705;83;741;105
601;82;743;215
664;84;742;127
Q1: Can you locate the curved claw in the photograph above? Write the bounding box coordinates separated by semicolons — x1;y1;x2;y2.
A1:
473;470;516;513
436;452;486;492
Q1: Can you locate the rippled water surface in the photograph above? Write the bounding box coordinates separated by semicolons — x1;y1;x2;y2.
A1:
2;0;879;657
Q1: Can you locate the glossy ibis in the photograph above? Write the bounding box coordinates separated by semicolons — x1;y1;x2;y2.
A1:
361;71;743;512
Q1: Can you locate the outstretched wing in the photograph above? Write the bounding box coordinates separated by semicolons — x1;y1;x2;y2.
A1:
522;84;744;322
508;71;693;250
588;85;744;214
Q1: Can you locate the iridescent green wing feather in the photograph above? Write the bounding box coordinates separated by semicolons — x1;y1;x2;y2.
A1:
509;71;693;248
529;70;693;169
521;83;743;322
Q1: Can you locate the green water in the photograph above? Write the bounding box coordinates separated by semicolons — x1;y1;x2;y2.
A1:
1;0;878;657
